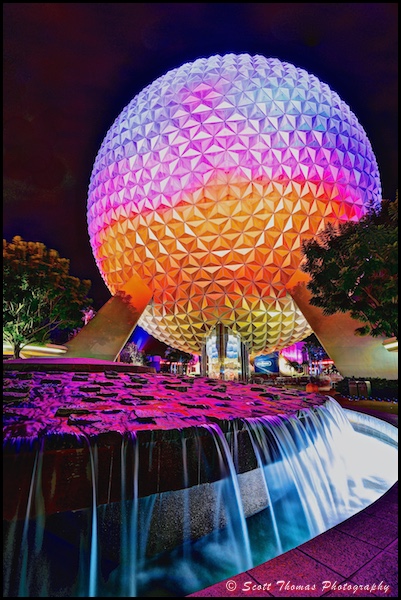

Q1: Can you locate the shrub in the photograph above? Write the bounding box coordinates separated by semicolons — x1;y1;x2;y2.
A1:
335;377;398;400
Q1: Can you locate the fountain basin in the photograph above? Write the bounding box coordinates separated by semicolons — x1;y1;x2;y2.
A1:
3;362;325;521
3;424;267;521
3;362;397;597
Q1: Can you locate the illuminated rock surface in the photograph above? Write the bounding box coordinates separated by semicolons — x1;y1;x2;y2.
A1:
3;369;325;440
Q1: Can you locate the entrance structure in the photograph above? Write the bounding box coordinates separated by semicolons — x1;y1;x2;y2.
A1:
201;323;250;380
84;53;383;378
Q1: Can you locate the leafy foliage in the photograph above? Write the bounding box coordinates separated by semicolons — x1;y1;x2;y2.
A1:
119;342;146;365
301;196;398;339
285;359;303;374
302;334;328;362
3;236;92;358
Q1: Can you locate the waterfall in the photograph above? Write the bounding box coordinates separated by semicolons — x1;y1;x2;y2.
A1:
3;398;397;597
87;441;98;598
200;422;253;573
118;432;139;597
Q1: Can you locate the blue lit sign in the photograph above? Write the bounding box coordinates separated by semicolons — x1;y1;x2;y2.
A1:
254;353;279;374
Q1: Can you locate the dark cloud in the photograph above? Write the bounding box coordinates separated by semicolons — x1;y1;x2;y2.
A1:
3;2;398;313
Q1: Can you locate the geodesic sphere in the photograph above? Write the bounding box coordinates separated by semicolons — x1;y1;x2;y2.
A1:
87;54;381;356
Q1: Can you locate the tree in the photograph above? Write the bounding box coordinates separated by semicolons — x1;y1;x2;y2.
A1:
119;341;146;365
3;236;93;358
302;334;328;376
82;307;96;325
285;359;303;376
300;196;398;340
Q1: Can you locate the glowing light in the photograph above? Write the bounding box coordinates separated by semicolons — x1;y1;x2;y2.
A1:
280;341;307;363
279;355;294;376
87;54;381;356
382;338;398;351
131;326;152;352
3;343;67;355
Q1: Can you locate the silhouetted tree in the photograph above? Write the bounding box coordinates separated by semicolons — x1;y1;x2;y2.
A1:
3;236;92;358
119;341;146;365
301;196;398;339
285;359;303;375
302;334;328;376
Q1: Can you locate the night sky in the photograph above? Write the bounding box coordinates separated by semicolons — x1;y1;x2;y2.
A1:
4;3;398;319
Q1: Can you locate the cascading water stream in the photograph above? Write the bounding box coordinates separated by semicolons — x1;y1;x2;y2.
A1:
18;438;45;597
87;441;98;598
344;408;398;445
118;432;139;597
181;435;191;562
242;419;284;556
299;401;361;512
200;422;253;573
248;414;325;535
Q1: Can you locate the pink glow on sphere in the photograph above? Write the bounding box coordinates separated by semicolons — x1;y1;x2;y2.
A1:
87;54;382;355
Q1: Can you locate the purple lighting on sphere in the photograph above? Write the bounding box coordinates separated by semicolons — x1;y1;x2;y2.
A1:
86;53;382;355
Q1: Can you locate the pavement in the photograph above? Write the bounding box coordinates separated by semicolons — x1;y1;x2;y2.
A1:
188;405;398;597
